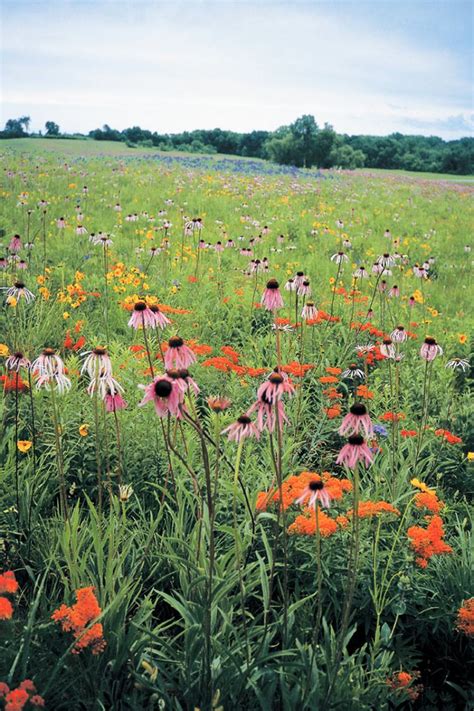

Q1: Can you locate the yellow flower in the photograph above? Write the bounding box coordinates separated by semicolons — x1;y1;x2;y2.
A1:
0;344;9;357
63;312;70;320
467;452;474;462
410;478;434;493
79;424;89;437
36;275;46;285
458;334;468;345
6;296;17;307
17;440;32;453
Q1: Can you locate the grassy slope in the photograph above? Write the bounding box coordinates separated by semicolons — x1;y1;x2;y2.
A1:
1;137;473;182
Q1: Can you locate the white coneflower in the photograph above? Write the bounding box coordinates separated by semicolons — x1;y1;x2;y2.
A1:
331;251;348;264
6;351;31;372
445;358;470;372
343;239;352;249
377;253;395;268
342;363;365;380
81;347;113;379
297;279;311;297
87;374;124;399
353;266;369;279
118;484;134;502
355;344;375;355
32;348;71;393
301;301;318;320
380;339;396;359
4;281;35;303
284;278;296;291
372;262;383;275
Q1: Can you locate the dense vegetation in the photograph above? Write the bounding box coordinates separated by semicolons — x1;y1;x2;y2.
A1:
2;114;473;174
0;142;473;710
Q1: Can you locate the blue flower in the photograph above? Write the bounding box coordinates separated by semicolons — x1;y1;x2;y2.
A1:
373;424;388;437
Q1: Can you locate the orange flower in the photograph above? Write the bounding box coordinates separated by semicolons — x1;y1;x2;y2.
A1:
221;345;240;363
435;429;462;444
325;366;342;375
401;429;418;438
0;597;13;620
319;375;338;384
356;385;374;399
288;508;338;537
407;515;453;568
348;501;400;518
414;491;444;514
456;598;474;637
0;571;19;595
380;412;406;422
281;361;313;377
52;586;106;654
325;406;341;419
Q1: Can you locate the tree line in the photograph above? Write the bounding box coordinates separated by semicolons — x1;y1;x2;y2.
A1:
1;114;473;175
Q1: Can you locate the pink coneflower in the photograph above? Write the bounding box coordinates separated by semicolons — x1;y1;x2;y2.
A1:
353;266;369;279
339;403;373;438
391;326;407;342
4;282;35;303
420;337;443;361
409;296;416;308
32;348;71;393
331;252;348;265
261;279;284;311
164;336;196;370
221;414;260;442
295;477;333;509
114;203;122;212
378;280;387;293
177;368;200;396
207;396;232;413
247;398;288;433
301;301;318;320
0;256;8;269
5;351;31;372
225;239;235;248
380;339;396;359
214;241;224;253
343;239;352;250
284;278;296;291
17;260;28;270
104;391;128;412
128;301;155;329
56;218;66;229
76;225;87;235
297;279;311;297
81;347;112;379
257;371;295;404
355;344;375;355
372;262;383;275
294;271;306;289
388;285;400;298
139;375;183;418
336;434;374;468
384;229;392;239
149;304;171;329
9;234;22;252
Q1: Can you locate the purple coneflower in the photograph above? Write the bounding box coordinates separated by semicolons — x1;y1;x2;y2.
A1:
221;414;260;442
9;235;22;252
297;279;311;297
149;304;171;330
420;337;443;361
128;301;155;329
4;282;35;303
391;326;407;342
336;434;374;469
81;347;112;379
388;285;400;298
339;403;373;438
105;391;128;412
32;348;71;393
380;339;396;359
295;477;333;509
301;301;318;320
261;279;284;311
164;336;196;370
256;371;295;404
139;375;183;418
6;351;31;372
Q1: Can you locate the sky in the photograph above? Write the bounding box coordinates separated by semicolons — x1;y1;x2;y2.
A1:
1;0;473;140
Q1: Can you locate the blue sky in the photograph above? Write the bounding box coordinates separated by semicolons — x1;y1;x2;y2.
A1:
1;0;473;139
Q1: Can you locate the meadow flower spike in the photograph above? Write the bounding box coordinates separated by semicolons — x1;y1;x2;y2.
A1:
339;403;374;438
261;279;284;310
336;434;374;468
420;337;443;361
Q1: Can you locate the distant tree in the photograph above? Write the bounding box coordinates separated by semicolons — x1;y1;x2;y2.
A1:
329;143;366;169
3;116;31;137
45;121;60;136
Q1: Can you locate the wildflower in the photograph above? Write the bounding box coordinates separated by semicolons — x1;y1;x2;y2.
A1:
0;597;13;620
81;347;112;379
420;337;443;361
118;484;133;502
51;586;106;654
104;391;128;412
176;368;200;396
139;375;183;418
336;434;374;468
377;252;396;268
256;371;295;404
407;515;453;567
297;279;311;297
17;440;32;452
79;424;89;437
348;501;400;517
284;278;296;291
380;339;396;359
411;478;434;493
387;671;423;701
401;429;417;437
388;285;400;298
391;326;407;342
353;266;369;279
331;251;348;264
339;403;373;438
32;348;71;393
261;278;284;311
301;300;318;320
341;363;365;380
295;475;333;509
149;304;171;329
446;358;469;372
5;352;31;372
221;414;260;442
288;509;338;537
0;571;18;595
128;301;155;329
164;336;196;370
3;282;35;303
456;598;474;637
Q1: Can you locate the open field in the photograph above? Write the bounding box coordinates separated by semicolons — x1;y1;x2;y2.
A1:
0;144;473;709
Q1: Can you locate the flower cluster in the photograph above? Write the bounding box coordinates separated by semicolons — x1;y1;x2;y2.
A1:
0;571;19;621
51;586;106;654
